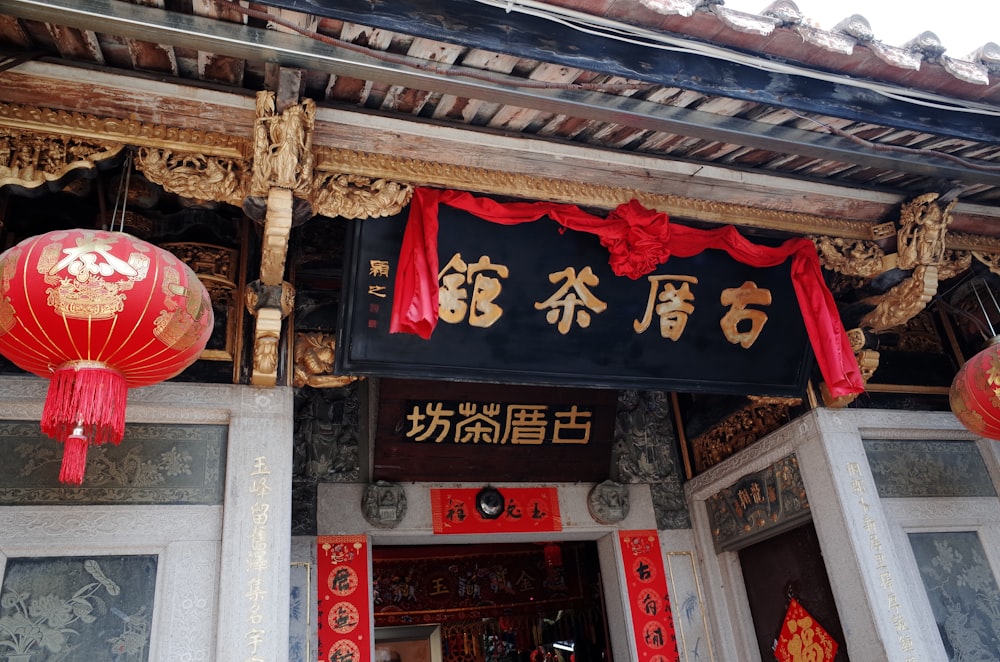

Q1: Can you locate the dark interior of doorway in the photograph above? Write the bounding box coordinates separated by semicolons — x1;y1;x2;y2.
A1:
373;541;611;662
739;521;850;661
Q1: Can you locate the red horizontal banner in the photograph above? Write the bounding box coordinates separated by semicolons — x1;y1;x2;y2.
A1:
430;487;561;534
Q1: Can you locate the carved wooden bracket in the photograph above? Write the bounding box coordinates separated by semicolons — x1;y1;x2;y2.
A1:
245;278;295;387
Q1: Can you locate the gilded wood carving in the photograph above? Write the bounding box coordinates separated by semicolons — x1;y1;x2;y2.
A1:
0;129;122;190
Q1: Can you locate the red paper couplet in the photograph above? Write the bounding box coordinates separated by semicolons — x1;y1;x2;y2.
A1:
619;530;679;662
318;535;371;662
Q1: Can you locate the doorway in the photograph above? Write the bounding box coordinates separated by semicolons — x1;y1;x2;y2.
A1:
739;521;849;661
372;541;612;662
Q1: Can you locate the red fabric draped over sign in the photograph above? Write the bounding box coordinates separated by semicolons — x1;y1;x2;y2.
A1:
390;187;864;398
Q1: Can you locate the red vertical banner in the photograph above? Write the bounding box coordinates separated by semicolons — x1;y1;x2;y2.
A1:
619;530;679;662
318;535;371;662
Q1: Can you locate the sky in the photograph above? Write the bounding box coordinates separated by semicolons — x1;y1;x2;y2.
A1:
725;0;999;56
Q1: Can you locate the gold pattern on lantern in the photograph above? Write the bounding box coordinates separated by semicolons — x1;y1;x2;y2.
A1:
990;355;1000;399
0;248;18;334
46;277;131;319
153;265;211;350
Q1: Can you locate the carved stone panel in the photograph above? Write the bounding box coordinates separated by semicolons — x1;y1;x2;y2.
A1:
864;439;997;498
612;390;689;528
0;421;227;505
0;555;159;660
706;453;810;552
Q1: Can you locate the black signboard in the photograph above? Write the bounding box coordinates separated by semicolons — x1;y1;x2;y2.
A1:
336;204;812;395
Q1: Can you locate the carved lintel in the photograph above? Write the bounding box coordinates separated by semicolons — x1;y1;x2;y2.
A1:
0;129;123;191
260;187;294;286
312;172;412;220
135;147;249;207
293;332;360;389
0;102;248;159
313;146;881;240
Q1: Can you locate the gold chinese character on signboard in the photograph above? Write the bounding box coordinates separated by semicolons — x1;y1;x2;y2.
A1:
633;275;697;340
438;253;509;327
405;402;455;442
720;280;771;348
534;266;607;334
552;405;592;444
455;402;502;443
500;405;549;444
369;259;390;277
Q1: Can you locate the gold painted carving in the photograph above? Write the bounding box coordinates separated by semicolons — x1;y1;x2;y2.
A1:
860;264;939;333
812;236;888;277
692;398;795;473
0;102;247;159
312;173;413;220
261;187;294;286
136;148;248;208
0;129;123;190
245;279;295;387
292;332;361;388
251;91;315;198
895;192;956;270
251;308;283;386
314;146;880;239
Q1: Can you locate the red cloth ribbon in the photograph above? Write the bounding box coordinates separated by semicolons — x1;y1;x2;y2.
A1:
390;187;864;398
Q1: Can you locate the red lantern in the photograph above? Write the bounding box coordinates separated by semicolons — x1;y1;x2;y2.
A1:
950;338;1000;440
0;229;213;484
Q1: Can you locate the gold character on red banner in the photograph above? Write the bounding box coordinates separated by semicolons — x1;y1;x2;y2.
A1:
774;598;839;662
328;566;359;596
720;280;771;348
535;265;607;334
328;639;360;662
438;253;509;327
329;601;360;634
634;275;697;340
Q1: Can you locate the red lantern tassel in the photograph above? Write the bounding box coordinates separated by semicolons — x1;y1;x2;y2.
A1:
59;432;89;486
41;363;128;485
